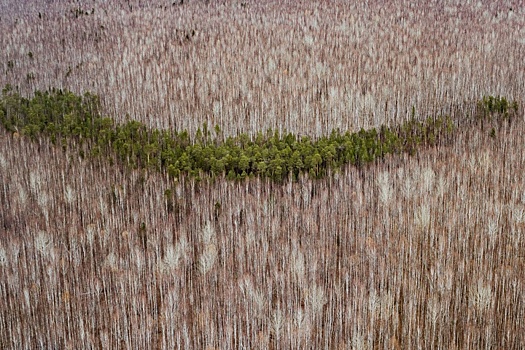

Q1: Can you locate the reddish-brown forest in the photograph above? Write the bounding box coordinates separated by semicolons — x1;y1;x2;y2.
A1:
1;0;524;348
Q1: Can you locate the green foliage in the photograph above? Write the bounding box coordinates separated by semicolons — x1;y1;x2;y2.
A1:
478;95;518;121
70;7;94;18
0;86;519;182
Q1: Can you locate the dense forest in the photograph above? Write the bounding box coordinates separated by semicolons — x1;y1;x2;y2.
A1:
1;86;518;182
1;1;525;349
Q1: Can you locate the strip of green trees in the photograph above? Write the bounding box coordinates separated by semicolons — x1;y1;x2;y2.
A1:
0;85;518;182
